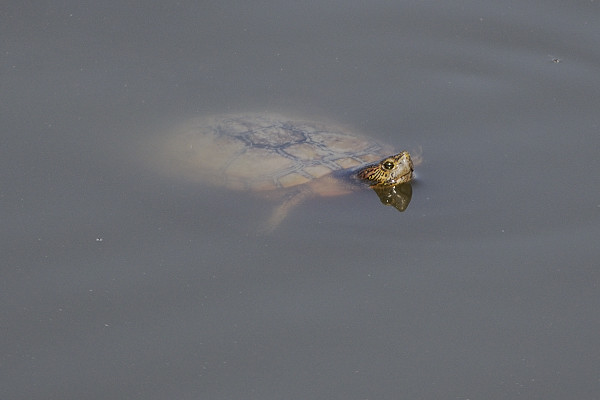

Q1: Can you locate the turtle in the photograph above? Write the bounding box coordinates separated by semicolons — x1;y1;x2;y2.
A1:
150;113;417;231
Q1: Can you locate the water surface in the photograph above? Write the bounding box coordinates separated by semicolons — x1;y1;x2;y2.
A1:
2;1;599;399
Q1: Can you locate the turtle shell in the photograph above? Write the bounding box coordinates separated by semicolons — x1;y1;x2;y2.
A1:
158;114;396;192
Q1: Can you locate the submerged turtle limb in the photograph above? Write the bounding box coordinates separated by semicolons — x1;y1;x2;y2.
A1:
259;188;313;233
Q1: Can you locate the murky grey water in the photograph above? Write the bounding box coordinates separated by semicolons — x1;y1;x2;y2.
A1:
3;1;599;399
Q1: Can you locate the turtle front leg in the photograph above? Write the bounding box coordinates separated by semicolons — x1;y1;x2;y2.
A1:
259;189;312;233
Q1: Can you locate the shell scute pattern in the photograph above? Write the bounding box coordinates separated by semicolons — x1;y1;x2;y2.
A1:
165;114;395;192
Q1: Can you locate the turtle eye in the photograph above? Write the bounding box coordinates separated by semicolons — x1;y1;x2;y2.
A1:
382;161;395;170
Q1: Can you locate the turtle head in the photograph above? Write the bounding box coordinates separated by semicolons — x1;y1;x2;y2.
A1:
356;151;414;186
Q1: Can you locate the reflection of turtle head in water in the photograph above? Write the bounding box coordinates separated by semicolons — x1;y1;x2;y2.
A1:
371;182;412;212
153;114;419;232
